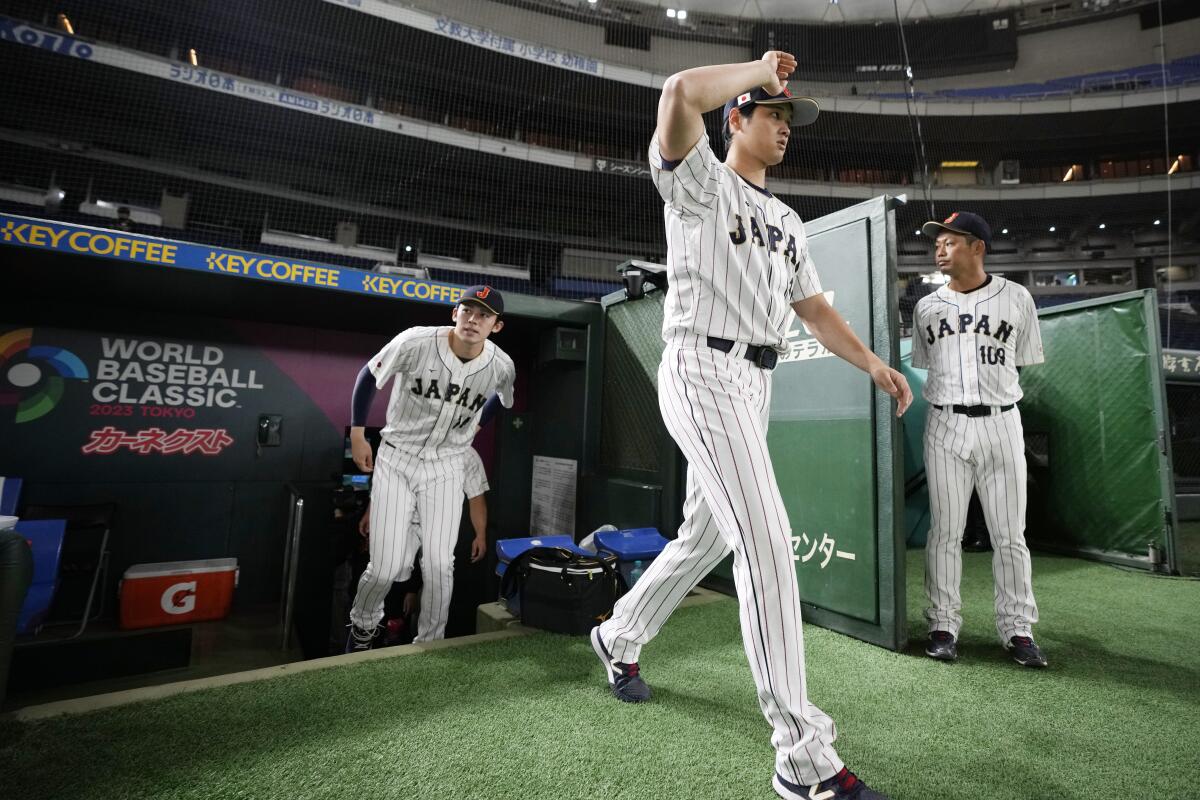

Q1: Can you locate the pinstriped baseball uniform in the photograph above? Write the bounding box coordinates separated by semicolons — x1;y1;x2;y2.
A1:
397;446;490;639
350;327;513;641
596;131;845;787
911;276;1044;642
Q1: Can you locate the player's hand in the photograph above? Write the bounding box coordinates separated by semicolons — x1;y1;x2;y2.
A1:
870;364;913;417
358;508;370;538
760;50;797;95
470;535;487;563
351;435;374;472
402;592;417;617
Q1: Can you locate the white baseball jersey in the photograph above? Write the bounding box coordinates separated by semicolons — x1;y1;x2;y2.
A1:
599;131;846;789
649;133;824;349
913;274;1042;643
462;445;489;499
910;276;1043;405
368;326;515;459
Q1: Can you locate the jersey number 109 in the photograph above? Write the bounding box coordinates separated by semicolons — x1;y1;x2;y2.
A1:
979;345;1006;365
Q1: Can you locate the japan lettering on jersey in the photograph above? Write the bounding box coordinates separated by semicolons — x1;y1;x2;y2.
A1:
910;276;1043;406
369;326;515;459
648;133;823;350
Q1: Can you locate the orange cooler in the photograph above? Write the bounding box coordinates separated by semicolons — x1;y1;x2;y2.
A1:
119;558;239;629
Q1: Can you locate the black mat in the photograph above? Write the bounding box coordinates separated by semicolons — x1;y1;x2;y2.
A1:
8;627;192;692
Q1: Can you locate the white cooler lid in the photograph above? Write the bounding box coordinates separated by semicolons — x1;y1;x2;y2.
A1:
123;557;238;579
0;515;18;531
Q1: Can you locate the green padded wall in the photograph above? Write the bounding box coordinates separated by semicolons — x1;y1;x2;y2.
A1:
1019;291;1178;569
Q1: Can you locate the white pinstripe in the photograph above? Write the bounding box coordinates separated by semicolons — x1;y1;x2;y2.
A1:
599;336;843;787
912;276;1043;642
609;131;843;787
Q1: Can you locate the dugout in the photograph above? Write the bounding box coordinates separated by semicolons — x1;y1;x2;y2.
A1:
0;213;602;685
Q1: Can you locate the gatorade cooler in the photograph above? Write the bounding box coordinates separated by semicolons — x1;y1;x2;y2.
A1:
119;558;239;630
594;528;669;587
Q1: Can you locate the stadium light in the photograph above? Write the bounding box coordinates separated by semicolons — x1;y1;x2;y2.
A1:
588;0;598;3
1098;223;1106;230
677;9;687;19
1061;166;1074;182
188;48;199;66
1168;155;1182;175
56;13;74;34
666;8;676;17
1154;219;1162;225
1001;228;1009;235
404;245;413;253
1049;226;1056;232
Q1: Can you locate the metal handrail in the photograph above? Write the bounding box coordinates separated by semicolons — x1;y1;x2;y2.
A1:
280;484;305;651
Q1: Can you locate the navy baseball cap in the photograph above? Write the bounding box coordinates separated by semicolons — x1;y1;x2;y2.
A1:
722;87;820;134
459;284;504;315
922;211;993;251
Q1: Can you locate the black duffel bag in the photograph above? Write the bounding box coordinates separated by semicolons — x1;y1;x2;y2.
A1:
500;547;624;635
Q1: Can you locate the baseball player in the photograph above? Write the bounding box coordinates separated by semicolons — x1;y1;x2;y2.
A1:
346;285;514;650
911;212;1047;668
590;52;911;800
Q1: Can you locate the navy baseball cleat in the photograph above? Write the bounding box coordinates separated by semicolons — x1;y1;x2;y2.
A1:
590;626;651;703
345;624;378;653
1007;635;1048;668
773;767;890;800
925;630;958;661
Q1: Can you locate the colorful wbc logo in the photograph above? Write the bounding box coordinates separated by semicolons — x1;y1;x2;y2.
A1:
0;328;89;423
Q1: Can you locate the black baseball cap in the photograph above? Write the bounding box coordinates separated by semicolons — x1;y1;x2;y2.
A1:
722;86;820;134
922;211;993;251
459;284;504;315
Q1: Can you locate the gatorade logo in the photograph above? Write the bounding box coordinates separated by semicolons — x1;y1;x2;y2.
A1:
161;581;197;615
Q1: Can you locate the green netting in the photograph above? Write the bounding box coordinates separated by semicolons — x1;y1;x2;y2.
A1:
1018;291;1175;563
599;288;666;475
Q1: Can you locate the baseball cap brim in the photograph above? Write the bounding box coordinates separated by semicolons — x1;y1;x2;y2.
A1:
922;221;974;240
756;96;820;128
460;297;501;315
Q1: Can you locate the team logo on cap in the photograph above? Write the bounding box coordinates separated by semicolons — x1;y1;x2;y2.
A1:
475;287;491;299
737;93;752;105
944;212;960;224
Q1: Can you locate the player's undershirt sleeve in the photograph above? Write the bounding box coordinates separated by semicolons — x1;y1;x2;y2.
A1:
350;364;376;427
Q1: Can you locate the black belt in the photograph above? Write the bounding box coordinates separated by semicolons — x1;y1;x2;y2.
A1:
706;337;778;370
934;403;1014;417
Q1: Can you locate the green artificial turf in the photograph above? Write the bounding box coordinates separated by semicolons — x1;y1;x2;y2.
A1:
1;551;1197;800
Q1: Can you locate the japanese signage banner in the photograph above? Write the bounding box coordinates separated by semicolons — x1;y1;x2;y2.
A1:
0;15;586;171
0;215;465;305
319;0;605;78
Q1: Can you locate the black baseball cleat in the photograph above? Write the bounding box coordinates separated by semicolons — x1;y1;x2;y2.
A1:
344;624;378;653
925;630;958;661
590;626;651;703
773;767;890;799
1007;635;1048;668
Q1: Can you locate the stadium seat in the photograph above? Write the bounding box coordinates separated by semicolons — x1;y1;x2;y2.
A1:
15;519;67;636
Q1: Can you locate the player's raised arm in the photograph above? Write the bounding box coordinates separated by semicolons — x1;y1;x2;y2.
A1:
656;51;797;160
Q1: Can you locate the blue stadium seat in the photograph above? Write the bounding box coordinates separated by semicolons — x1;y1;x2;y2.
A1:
0;477;22;516
14;519;67;636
